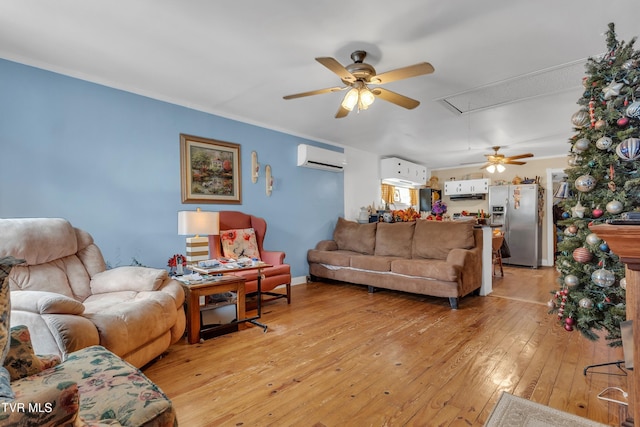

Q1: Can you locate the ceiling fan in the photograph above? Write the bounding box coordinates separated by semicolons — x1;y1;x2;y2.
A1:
283;50;434;118
480;146;534;173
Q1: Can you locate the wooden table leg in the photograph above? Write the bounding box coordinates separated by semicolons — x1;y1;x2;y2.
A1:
187;290;202;344
236;280;246;330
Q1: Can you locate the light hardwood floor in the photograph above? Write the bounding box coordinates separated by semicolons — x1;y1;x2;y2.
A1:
143;266;627;426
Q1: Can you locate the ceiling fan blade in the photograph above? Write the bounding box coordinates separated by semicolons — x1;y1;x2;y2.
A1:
479;163;492;170
335;105;350;119
504;160;527;165
315;57;356;83
505;153;534;160
370;62;434;84
372;88;420;109
283;86;345;100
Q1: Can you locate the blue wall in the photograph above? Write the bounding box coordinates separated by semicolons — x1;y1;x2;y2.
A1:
0;59;344;278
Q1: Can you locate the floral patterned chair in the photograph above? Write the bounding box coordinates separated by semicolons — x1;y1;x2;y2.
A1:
209;211;291;304
0;257;177;427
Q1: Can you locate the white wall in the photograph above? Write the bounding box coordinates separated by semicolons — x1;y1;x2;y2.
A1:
344;147;381;220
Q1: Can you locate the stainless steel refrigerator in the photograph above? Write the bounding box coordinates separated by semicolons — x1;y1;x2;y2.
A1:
488;184;542;268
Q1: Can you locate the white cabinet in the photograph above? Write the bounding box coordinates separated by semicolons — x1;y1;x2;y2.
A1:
380;157;427;186
444;179;490;195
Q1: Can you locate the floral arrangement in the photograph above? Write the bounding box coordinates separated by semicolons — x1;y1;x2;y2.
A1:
431;200;447;215
167;254;187;275
392;207;420;222
167;254;187;268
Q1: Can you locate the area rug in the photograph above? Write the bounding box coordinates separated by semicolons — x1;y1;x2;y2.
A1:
485;392;607;426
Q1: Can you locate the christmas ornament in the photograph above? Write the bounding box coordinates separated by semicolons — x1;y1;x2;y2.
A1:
620;277;627;290
573;247;593;263
622;59;636;70
571;110;590;128
586;233;601;245
564;323;574;332
564;227;576;236
567;155;581;166
547;299;556;309
589;99;596;127
627;101;640;118
603;80;624;100
575;174;596;192
571;201;586;218
596;136;613;150
562;211;570;219
616;137;640;161
564;274;579;287
606;200;623;214
594;119;606;130
565;317;575;326
573;138;590;152
599;242;609;252
592;207;604;218
617;117;630;127
579;297;594;309
592;268;615;287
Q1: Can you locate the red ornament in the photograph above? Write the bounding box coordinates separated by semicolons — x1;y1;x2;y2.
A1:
573;247;593;263
564;323;574;332
618;117;630;127
565;317;575;326
592;208;604;218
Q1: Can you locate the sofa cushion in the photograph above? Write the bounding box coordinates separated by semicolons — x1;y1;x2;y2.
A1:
307;249;356;267
374;222;416;258
4;325;48;380
90;266;168;294
333;218;377;255
391;259;461;282
83;292;178;358
220;228;261;260
0;218;78;266
412;220;475;260
350;255;401;272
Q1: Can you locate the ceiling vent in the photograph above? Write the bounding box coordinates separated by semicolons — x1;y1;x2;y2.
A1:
437;59;587;114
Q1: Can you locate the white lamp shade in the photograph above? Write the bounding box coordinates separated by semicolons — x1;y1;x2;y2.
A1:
178;210;219;236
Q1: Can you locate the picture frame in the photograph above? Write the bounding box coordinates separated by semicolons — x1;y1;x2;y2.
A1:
180;134;242;204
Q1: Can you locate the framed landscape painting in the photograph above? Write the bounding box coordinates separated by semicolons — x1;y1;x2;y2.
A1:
180;134;242;204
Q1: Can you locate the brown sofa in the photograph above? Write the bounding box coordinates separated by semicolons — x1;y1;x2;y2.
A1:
307;218;483;309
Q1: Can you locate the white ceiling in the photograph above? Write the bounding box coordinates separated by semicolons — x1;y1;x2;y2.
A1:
2;1;639;170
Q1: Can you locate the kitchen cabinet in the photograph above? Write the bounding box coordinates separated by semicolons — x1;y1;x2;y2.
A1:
381;157;427;186
444;179;490;195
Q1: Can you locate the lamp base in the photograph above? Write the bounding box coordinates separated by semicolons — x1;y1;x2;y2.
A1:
185;236;210;264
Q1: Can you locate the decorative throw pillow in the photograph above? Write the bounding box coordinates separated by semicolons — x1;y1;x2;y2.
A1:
220;228;261;260
0;256;25;399
3;325;52;381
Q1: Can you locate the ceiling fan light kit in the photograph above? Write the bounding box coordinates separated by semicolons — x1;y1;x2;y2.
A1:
481;146;533;173
283;50;434;118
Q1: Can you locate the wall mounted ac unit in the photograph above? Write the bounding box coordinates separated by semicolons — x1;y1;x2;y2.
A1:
297;144;346;172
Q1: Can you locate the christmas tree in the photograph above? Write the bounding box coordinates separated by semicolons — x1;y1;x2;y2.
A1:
550;23;640;346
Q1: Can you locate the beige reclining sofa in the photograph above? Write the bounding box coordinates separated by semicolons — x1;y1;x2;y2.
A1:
0;218;186;368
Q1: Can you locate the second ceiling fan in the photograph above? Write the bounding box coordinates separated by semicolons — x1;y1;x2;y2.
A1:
481;146;534;173
283;50;434;118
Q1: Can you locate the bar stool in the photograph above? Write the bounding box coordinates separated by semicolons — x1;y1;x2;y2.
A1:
492;232;504;276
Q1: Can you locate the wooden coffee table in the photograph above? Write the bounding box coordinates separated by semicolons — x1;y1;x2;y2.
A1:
181;275;246;344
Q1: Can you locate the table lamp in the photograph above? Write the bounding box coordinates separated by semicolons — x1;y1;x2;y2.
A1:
178;208;219;264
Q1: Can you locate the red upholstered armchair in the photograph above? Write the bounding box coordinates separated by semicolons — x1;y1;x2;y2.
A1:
208;211;291;304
